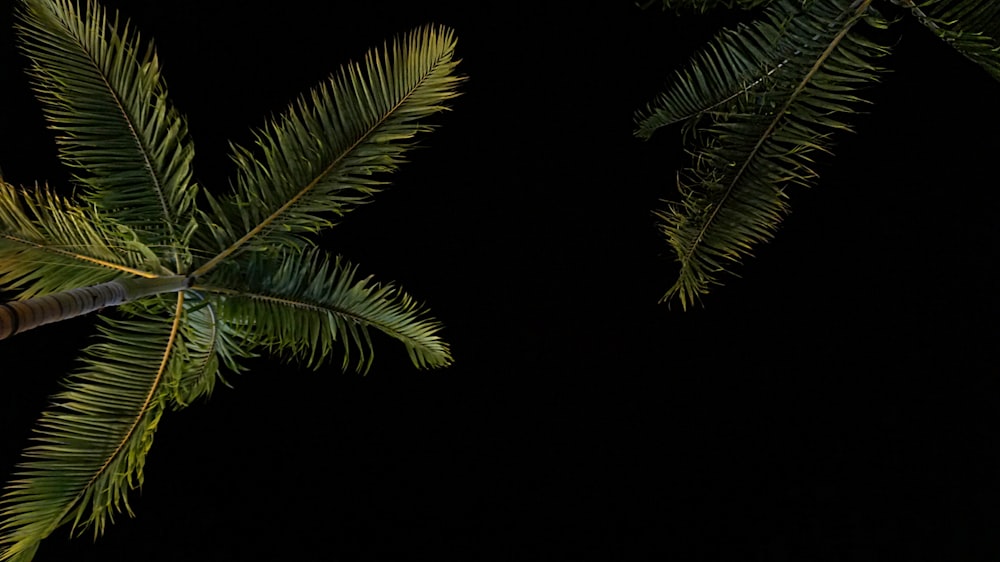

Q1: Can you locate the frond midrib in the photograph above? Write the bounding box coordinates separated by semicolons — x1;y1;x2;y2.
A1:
198;285;424;346
0;233;157;278
679;0;873;269
47;292;183;535
190;47;451;280
175;299;220;405
25;4;180;272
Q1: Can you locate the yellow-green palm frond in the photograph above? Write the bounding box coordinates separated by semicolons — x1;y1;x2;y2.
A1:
200;248;451;373
0;181;161;299
0;295;185;561
636;0;891;309
896;0;1000;80
15;0;198;273
192;25;464;277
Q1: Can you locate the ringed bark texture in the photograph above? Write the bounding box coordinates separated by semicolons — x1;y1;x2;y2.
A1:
0;276;189;340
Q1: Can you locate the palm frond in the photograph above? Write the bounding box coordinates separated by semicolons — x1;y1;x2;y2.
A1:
192;25;464;277
895;0;1000;80
0;295;185;561
162;295;249;409
199;248;451;372
0;180;161;299
635;17;792;138
637;0;890;308
0;276;190;340
15;0;198;273
639;0;774;13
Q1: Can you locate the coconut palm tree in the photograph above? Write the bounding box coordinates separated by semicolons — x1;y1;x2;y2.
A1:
0;0;461;559
635;0;999;309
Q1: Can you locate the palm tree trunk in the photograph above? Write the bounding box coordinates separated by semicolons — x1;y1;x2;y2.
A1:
0;275;190;340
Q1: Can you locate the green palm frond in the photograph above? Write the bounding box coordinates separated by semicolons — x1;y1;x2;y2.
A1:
635;18;792;139
0;181;161;299
0;295;184;561
162;296;248;409
640;0;774;13
636;0;890;309
200;248;451;372
15;0;198;272
895;0;1000;80
192;25;464;277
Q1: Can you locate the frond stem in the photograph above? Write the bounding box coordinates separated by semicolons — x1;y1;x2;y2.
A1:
679;0;873;267
63;8;181;271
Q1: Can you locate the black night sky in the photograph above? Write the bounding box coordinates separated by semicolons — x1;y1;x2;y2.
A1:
1;1;999;560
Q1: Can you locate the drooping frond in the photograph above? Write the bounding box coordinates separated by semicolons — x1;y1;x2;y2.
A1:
192;25;464;278
0;181;161;299
161;295;249;409
638;0;890;308
15;0;198;272
635;17;793;138
894;0;1000;81
639;0;774;13
0;295;185;561
199;248;451;372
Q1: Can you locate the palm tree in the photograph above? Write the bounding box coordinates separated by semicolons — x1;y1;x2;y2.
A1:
635;0;999;309
0;0;462;559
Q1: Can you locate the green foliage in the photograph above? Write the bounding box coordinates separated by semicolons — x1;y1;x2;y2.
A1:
635;0;1000;308
207;249;451;373
640;0;774;12
15;0;198;273
896;0;1000;79
0;307;180;561
0;0;461;559
197;27;463;263
0;181;161;298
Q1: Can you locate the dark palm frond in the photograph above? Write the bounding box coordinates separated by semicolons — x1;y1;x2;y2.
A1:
199;248;451;372
0;180;161;299
640;0;774;13
162;295;249;409
895;0;1000;80
0;295;185;561
192;25;464;277
15;0;198;273
637;0;891;309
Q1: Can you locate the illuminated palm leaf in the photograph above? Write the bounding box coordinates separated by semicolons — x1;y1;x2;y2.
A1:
640;0;773;12
194;26;464;273
894;0;1000;80
0;296;184;561
0;1;461;559
201;248;451;373
161;295;248;409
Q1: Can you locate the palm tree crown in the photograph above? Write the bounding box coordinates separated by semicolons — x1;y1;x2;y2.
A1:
635;0;1000;308
0;0;462;559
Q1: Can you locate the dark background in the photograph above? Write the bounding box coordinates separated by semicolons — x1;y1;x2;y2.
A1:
1;1;999;559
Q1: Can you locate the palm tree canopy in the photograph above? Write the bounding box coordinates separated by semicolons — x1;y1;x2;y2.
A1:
0;1;461;560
